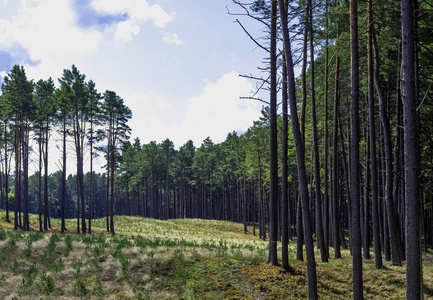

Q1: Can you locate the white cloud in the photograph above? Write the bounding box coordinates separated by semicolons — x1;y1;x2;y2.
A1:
181;71;261;146
0;0;101;62
92;0;173;28
126;72;261;148
162;32;184;46
114;20;140;43
92;0;174;44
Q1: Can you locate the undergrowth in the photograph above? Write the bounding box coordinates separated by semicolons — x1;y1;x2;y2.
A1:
0;209;432;299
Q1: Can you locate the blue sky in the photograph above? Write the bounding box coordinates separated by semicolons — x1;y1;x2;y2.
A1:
0;0;269;173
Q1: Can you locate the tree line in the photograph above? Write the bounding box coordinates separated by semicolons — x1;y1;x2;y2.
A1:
0;64;132;234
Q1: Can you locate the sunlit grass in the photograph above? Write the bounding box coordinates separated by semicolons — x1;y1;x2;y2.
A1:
0;209;432;299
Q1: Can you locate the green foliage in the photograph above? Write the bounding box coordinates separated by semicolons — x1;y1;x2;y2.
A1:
0;229;6;241
39;273;55;295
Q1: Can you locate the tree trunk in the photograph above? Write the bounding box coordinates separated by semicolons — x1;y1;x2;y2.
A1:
309;0;327;263
401;0;423;296
61;118;67;233
332;52;341;259
367;0;383;269
38;132;43;232
323;0;330;259
281;0;289;268
278;1;318;297
372;29;402;266
350;0;363;297
4;125;9;223
268;0;278;266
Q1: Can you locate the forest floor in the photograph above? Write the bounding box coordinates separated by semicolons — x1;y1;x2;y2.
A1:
0;210;432;299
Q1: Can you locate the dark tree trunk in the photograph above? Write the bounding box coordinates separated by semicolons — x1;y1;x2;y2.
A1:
373;29;402;266
350;0;363;298
61;118;67;233
4;125;9;223
309;0;327;263
332;52;341;259
367;0;383;269
323;0;330;259
268;0;278;266
281;0;289;267
401;0;423;297
278;1;318;297
106;149;110;232
38;133;43;232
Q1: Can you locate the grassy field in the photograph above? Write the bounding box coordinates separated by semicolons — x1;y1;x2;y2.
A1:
0;210;432;299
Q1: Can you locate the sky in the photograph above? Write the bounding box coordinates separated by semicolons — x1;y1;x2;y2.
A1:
0;0;269;173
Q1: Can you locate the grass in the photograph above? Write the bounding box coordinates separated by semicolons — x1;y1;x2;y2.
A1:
0;209;432;299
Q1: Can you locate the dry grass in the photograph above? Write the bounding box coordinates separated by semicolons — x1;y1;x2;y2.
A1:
0;209;432;299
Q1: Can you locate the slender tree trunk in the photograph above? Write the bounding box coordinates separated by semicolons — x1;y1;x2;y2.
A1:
89;115;94;234
373;29;402;266
38;133;43;232
106;148;110;232
268;0;278;266
368;0;383;269
323;0;330;258
401;0;422;296
350;0;363;297
61;118;67;233
4;125;9;223
43;122;49;232
14;115;20;230
278;1;318;297
281;0;289;268
110;126;116;234
332;52;341;259
309;0;327;263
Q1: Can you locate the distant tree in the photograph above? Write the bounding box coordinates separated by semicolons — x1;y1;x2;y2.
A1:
59;65;89;233
0;94;13;223
161;138;175;219
34;78;56;232
86;80;102;234
101;90;132;234
54;82;73;233
1;65;34;231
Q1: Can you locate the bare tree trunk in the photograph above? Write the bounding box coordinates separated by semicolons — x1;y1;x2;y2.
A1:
38;132;43;232
323;0;330;259
278;1;318;297
401;0;422;296
61;118;67;233
372;29;402;266
350;0;363;297
309;0;327;263
367;0;383;269
268;0;278;266
281;0;289;269
332;51;341;259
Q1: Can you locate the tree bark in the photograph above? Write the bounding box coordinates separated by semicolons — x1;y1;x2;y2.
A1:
268;0;279;266
401;0;423;297
367;0;383;269
309;0;327;263
278;1;318;297
372;29;403;266
350;0;363;298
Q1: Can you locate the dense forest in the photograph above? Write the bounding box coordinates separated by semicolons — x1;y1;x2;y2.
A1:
1;0;432;298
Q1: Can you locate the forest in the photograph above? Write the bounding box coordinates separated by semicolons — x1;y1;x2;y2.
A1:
0;0;432;299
